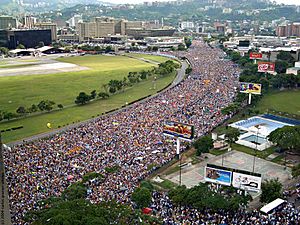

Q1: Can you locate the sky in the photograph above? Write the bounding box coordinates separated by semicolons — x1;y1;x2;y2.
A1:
106;0;300;5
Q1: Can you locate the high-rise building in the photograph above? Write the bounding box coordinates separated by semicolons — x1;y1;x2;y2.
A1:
0;16;17;29
66;15;82;29
22;15;37;29
276;22;300;37
35;22;57;41
78;22;96;41
94;17;115;37
0;29;52;49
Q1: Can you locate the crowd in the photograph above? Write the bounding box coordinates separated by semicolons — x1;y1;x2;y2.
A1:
4;40;240;224
151;191;300;225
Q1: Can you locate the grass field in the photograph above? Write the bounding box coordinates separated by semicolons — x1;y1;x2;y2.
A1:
0;54;176;143
0;63;39;69
0;55;163;112
256;89;300;115
125;53;174;64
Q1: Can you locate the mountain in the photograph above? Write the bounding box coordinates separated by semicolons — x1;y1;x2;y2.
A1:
0;0;113;14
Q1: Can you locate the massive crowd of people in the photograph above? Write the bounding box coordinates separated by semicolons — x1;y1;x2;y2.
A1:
151;191;300;225
4;40;240;224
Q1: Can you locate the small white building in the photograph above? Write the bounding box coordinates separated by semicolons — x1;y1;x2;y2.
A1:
286;61;300;75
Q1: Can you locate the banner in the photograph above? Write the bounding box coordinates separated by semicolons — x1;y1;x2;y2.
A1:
240;82;262;95
205;166;232;186
232;172;262;192
258;62;275;73
250;52;262;59
163;121;194;141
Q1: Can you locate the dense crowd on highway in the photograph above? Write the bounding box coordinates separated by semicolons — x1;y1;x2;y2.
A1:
5;40;240;224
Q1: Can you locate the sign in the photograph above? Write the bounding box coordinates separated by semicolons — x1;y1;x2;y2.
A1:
250;52;262;59
232;172;262;192
240;82;262;95
163;121;194;141
258;62;275;73
205;166;232;186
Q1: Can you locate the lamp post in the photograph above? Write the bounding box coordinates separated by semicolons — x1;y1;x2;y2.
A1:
252;125;260;173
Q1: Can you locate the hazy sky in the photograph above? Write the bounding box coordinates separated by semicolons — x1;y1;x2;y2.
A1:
107;0;300;5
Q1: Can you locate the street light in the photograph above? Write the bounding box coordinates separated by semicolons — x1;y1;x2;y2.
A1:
252;125;260;173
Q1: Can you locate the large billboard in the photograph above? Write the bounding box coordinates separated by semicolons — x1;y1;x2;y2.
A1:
205;166;232;186
232;172;262;192
163;121;194;141
250;52;262;59
240;82;262;95
258;62;275;73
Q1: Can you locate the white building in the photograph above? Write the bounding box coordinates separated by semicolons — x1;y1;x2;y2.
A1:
179;21;194;30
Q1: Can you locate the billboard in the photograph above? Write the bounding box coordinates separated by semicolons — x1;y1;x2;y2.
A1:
163;121;194;141
205;166;232;186
240;82;262;95
258;62;275;73
250;52;262;59
232;172;262;192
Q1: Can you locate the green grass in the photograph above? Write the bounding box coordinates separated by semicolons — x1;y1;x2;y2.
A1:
209;149;227;156
256;89;300;115
125;53;175;64
0;63;39;69
271;155;285;164
231;143;275;159
0;71;175;143
153;179;177;190
0;55;155;112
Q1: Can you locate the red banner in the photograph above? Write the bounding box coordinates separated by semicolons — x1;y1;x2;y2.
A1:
250;52;262;59
258;62;275;73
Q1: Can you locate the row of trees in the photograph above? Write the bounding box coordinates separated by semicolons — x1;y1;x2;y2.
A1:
74;60;179;105
0;100;61;121
169;183;251;211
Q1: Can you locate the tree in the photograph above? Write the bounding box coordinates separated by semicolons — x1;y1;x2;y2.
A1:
131;187;152;209
98;92;109;99
140;70;148;80
184;37;192;48
221;103;239;115
90;90;97;100
75;92;90;105
109;86;116;94
38;41;45;48
28;104;39;113
177;44;186;51
105;46;112;53
275;60;288;74
38;100;55;112
0;47;9;55
225;127;240;145
152;46;158;51
61;183;87;201
16;106;27;115
57;104;64;109
277;51;295;63
185;67;192;74
17;44;25;49
3;112;15;120
193;136;213;156
260;178;282;203
292;163;300;178
268;126;300;151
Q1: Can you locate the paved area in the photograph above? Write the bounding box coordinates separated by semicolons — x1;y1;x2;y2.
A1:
165;150;292;189
0;60;89;77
